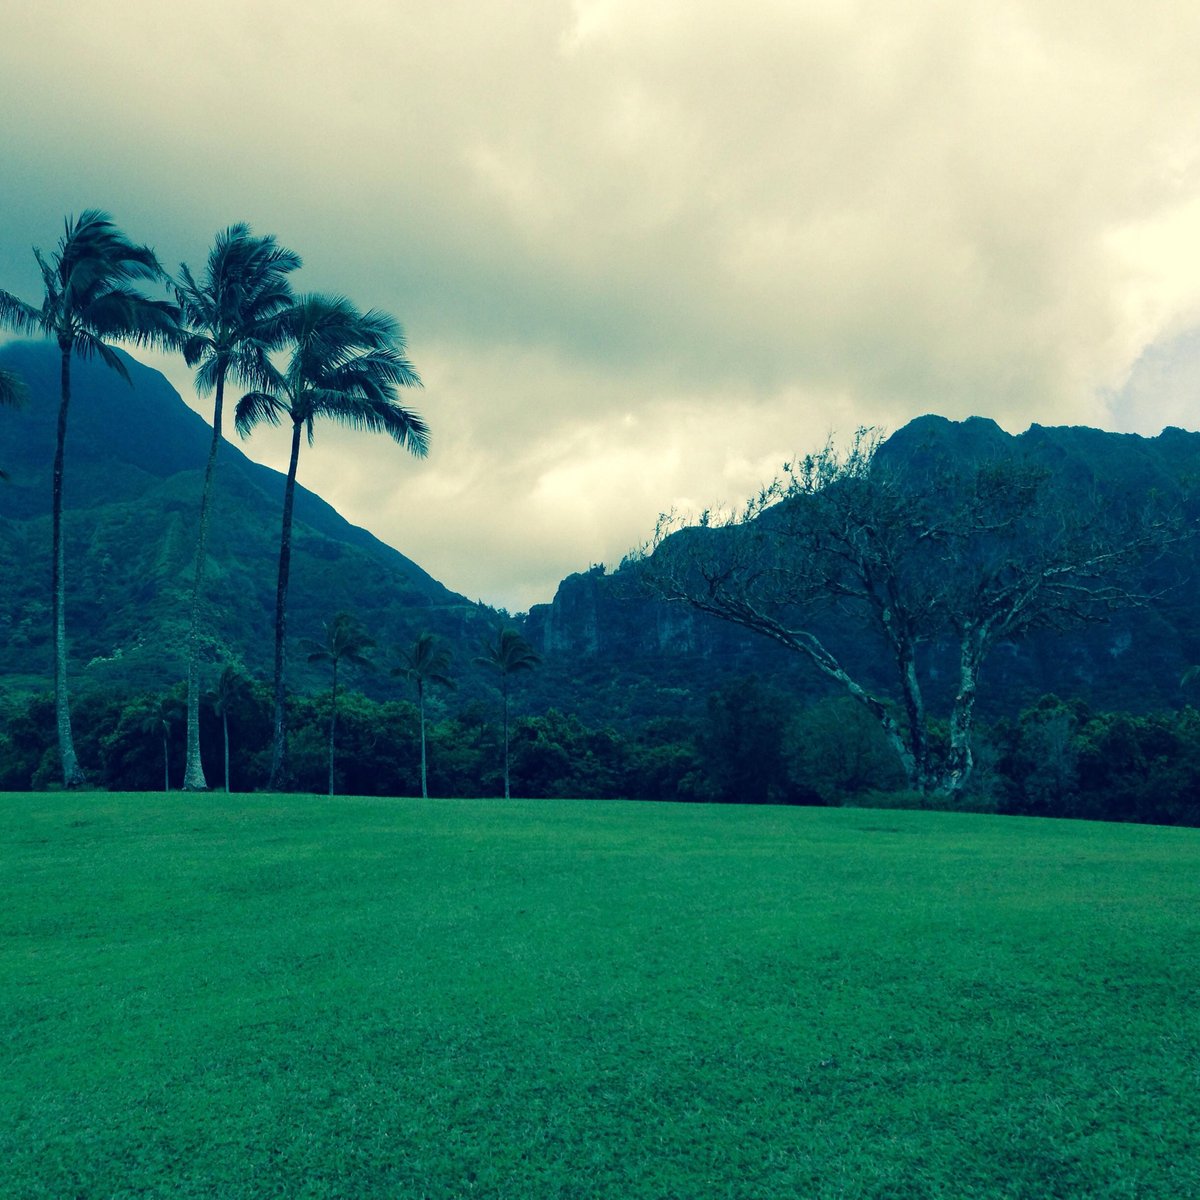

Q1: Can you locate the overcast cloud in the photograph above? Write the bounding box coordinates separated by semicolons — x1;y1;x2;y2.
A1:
3;1;1200;609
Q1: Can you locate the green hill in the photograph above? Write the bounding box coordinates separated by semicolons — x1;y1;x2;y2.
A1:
0;340;493;697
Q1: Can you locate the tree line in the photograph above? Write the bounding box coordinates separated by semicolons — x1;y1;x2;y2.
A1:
2;673;1197;826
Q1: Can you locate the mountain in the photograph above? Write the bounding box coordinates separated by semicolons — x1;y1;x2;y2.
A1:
0;340;493;697
3;338;1197;729
525;414;1200;719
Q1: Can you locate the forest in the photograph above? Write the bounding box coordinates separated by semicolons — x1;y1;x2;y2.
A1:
3;210;1200;822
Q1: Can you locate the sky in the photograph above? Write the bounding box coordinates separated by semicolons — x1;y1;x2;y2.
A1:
3;1;1200;611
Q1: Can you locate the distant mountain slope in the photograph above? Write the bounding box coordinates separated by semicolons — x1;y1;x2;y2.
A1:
0;341;491;695
4;337;1197;724
526;415;1200;718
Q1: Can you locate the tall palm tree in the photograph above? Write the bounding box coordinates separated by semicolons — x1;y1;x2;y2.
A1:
475;628;541;800
174;226;301;791
236;295;426;789
0;368;28;481
0;211;178;786
211;665;254;794
393;632;455;799
306;612;376;797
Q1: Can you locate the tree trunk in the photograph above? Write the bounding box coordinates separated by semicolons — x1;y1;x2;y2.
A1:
52;343;85;787
894;643;932;792
182;371;227;791
669;597;923;792
943;625;987;793
223;711;231;793
163;728;170;792
328;659;339;798
872;595;930;793
268;421;303;791
418;680;428;800
502;680;510;800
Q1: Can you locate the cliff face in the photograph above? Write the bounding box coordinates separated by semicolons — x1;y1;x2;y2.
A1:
524;418;1200;717
526;566;773;662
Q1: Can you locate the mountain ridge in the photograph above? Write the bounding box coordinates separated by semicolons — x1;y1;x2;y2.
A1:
0;340;490;696
524;415;1199;719
3;339;1197;725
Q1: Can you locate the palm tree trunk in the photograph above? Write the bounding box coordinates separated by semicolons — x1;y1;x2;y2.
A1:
163;729;170;792
328;659;339;797
418;680;428;799
182;372;227;791
52;344;84;788
223;711;231;793
502;680;510;800
268;420;303;791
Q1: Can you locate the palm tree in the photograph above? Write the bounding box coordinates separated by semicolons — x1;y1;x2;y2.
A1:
0;368;27;481
174;226;301;791
235;294;427;790
211;665;254;793
306;612;376;797
137;695;183;792
475;628;541;800
0;211;178;786
393;633;455;799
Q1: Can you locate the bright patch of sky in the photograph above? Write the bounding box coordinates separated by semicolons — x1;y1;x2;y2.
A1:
3;1;1200;610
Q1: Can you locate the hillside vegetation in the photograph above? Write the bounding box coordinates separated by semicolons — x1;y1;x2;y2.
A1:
0;341;489;698
4;793;1198;1198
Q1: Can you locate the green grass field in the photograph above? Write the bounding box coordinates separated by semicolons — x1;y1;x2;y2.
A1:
4;793;1199;1199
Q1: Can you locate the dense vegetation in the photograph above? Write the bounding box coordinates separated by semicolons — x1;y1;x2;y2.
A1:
3;677;1199;825
5;793;1199;1198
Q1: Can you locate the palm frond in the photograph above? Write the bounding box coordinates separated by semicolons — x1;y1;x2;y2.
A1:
227;344;279;394
0;367;29;408
0;289;44;336
183;333;217;375
392;633;455;689
311;612;377;668
176;226;299;398
32;247;60;303
309;391;429;456
58;210;164;292
475;628;541;676
192;352;223;396
211;665;254;715
85;290;180;349
235;391;286;435
73;331;131;382
326;346;423;395
251;290;427;456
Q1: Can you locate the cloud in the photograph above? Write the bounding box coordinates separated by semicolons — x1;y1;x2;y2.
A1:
4;1;1200;608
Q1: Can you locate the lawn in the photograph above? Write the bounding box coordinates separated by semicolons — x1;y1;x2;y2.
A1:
3;793;1198;1199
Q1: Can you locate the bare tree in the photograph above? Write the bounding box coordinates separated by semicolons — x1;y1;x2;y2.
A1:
646;427;1172;795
